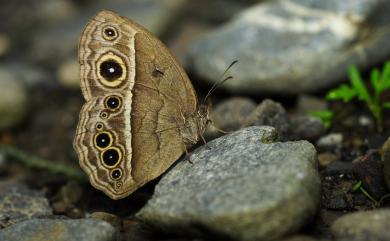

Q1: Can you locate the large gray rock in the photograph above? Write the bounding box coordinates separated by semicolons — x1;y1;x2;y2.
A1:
0;69;28;131
0;182;52;228
0;218;118;241
331;210;390;241
30;0;188;65
188;0;390;94
137;126;320;241
0;0;77;49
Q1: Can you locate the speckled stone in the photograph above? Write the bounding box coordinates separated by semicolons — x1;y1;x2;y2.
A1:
137;126;320;241
331;210;390;241
188;0;390;94
0;182;52;228
0;218;118;241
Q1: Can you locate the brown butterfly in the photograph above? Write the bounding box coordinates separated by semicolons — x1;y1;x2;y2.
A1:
74;10;210;199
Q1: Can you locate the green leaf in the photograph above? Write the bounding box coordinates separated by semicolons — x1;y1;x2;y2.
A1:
348;64;372;103
351;180;362;192
383;102;390;109
326;84;357;102
310;110;333;129
382;62;390;89
370;68;381;93
310;110;333;119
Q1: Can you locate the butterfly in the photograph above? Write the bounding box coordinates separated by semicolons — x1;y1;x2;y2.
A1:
73;10;211;199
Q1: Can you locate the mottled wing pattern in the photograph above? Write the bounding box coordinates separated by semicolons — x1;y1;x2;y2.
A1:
130;24;198;183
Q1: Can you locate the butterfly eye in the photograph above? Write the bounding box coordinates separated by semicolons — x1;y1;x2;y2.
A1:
100;59;123;82
95;122;104;131
100;111;109;119
101;147;121;167
104;95;122;110
94;132;112;150
102;26;118;40
97;52;126;87
110;169;122;180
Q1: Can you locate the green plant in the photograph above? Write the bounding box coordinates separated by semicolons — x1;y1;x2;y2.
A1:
326;61;390;132
351;180;378;205
310;110;334;129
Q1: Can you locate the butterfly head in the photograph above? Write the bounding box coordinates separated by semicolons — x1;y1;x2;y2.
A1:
197;98;212;132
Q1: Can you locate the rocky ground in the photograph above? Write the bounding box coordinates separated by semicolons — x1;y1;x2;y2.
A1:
1;0;390;241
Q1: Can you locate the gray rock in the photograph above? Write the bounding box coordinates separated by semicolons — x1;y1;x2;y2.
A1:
317;152;339;168
0;218;118;241
0;63;50;88
212;97;257;132
188;0;390;94
137;126;320;241
296;95;328;115
30;0;188;65
316;133;343;150
189;0;253;23
0;0;77;48
331;210;390;241
244;99;290;140
0;182;52;228
290;115;326;141
0;69;28;131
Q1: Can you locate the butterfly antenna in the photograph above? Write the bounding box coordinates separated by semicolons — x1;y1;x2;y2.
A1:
203;60;238;104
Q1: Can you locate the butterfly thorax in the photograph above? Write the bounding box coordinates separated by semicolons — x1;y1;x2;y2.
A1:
180;104;210;146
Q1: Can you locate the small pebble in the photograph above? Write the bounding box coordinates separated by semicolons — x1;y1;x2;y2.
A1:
0;34;10;56
316;133;343;150
244;99;290;140
90;212;122;231
290;115;326;141
54;181;83;205
331;210;390;241
58;58;79;88
318;153;339;167
0;69;28;131
212;97;256;132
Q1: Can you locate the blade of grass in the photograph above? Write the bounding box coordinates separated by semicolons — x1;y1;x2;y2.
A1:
0;145;87;182
348;64;373;104
326;84;357;102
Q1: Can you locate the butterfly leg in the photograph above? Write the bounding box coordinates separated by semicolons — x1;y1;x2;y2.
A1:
200;133;211;150
181;141;193;164
213;126;229;134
